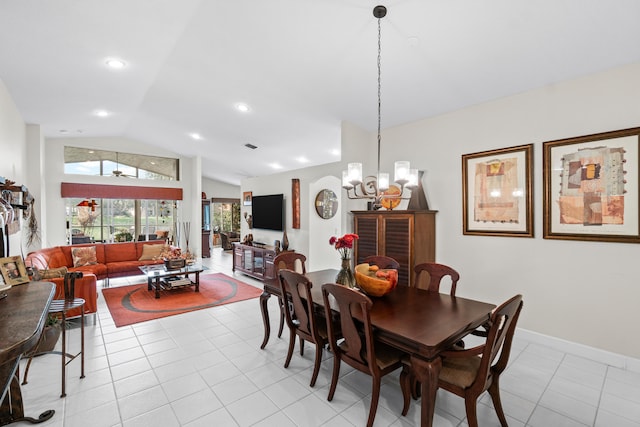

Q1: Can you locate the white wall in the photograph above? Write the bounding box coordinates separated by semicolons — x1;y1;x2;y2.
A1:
382;63;640;359
202;177;240;200
243;63;640;360
0;80;29;258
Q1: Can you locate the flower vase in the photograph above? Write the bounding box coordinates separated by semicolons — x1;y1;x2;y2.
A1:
336;258;356;288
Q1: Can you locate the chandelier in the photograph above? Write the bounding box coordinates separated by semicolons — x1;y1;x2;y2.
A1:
342;5;419;209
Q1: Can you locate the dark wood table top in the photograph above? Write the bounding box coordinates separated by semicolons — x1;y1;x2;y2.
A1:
0;282;55;367
303;269;496;360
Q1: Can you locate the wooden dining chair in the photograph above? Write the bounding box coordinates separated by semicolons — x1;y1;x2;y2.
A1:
400;294;523;427
273;252;307;338
322;283;409;427
363;255;400;270
414;262;460;294
278;269;326;387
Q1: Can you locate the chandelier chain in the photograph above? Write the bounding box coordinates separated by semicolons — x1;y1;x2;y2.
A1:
377;13;382;177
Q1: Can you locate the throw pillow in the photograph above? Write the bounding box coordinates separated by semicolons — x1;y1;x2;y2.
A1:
139;243;167;261
72;246;98;267
38;266;69;279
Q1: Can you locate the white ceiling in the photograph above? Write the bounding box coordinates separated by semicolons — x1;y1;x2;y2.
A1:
1;0;640;185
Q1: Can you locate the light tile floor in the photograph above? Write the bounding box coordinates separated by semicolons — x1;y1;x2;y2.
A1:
16;248;640;426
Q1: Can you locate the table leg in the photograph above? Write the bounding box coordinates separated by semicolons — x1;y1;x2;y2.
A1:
410;355;442;427
194;271;200;292
80;309;85;380
147;276;152;291
60;311;66;398
1;361;54;425
259;290;271;349
154;277;161;299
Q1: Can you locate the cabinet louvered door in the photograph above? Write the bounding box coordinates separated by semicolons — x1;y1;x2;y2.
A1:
351;210;436;287
381;214;413;287
354;216;378;264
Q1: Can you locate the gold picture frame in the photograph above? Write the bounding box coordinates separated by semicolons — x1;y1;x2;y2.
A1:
462;144;534;237
0;255;30;286
543;127;640;243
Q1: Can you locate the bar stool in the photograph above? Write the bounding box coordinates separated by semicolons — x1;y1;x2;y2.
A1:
22;273;86;397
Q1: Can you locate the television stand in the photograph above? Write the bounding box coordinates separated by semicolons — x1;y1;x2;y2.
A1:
232;242;276;281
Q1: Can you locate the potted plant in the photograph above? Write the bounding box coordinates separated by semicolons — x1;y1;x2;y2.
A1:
27;314;62;356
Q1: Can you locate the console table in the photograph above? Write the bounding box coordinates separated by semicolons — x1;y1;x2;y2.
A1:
1;282;55;425
232;243;276;281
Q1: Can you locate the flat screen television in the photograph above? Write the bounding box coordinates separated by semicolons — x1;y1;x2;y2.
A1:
251;194;284;231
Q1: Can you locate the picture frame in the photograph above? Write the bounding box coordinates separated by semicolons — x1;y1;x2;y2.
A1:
462;144;533;237
243;191;252;206
0;255;30;286
543;127;640;243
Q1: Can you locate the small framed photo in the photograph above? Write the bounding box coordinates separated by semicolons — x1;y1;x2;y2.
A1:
543;127;640;243
462;144;534;237
0;255;30;286
243;191;252;206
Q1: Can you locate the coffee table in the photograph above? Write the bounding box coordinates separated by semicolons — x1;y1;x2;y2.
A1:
139;264;204;299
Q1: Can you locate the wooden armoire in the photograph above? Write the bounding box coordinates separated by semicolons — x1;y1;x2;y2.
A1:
352;210;437;287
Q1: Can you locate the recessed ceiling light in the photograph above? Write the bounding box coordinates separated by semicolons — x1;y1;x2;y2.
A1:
269;163;283;170
105;58;126;69
189;133;203;140
297;157;309;163
94;110;110;118
235;103;250;113
330;149;340;156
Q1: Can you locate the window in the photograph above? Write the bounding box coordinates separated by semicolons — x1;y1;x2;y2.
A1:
67;198;176;243
64;147;179;181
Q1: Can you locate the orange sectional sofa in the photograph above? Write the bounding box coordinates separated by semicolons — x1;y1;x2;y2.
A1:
26;240;167;317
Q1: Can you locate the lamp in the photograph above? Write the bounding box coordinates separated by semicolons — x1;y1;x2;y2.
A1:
342;5;419;209
77;199;99;212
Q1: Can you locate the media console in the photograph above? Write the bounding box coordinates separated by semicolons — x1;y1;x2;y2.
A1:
232;242;276;281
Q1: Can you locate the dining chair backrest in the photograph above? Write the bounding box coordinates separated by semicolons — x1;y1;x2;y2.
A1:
478;294;523;383
322;283;375;372
414;262;460;295
363;255;400;270
278;269;318;342
274;252;307;274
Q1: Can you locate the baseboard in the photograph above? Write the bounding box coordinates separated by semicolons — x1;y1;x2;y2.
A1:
518;328;640;374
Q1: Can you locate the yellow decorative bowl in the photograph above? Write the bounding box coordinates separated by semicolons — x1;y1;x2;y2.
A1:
354;263;398;297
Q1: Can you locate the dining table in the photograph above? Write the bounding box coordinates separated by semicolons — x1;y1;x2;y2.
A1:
1;282;56;425
260;268;496;427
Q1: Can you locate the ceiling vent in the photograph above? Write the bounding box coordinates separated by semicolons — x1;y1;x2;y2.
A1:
244;143;258;150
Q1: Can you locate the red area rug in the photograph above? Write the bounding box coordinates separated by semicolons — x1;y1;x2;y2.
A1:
102;273;262;327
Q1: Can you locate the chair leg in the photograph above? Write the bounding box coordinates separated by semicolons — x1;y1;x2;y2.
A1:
284;329;295;368
277;297;285;338
464;397;479;427
309;343;323;387
400;365;411;416
299;336;305;356
327;354;341;401
366;376;381;427
488;379;508;427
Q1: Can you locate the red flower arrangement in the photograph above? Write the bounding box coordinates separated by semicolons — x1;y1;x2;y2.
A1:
329;233;359;260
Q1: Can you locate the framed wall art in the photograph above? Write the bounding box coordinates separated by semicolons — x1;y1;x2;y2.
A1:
0;255;30;286
462;144;533;237
543;127;640;243
243;191;252;206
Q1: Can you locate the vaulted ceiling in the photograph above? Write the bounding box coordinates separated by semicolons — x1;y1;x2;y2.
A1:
1;0;639;185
